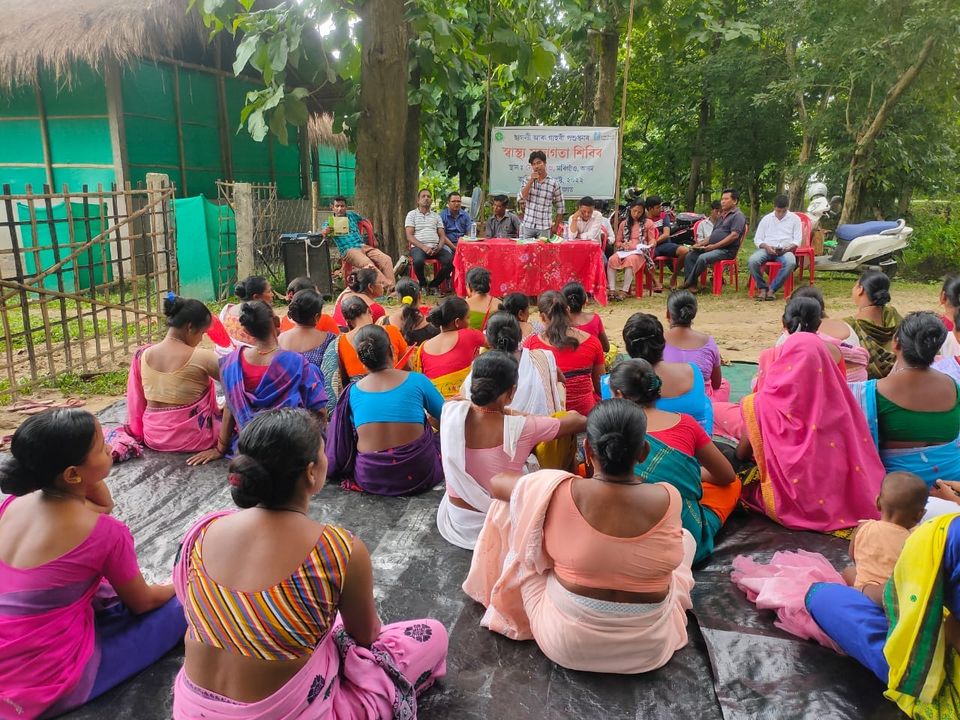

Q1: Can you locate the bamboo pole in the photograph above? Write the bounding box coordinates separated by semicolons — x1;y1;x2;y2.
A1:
172;67;189;197
0;280;165;318
613;0;637;201
34;86;54;189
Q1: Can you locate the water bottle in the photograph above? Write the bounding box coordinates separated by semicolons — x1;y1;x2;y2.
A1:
470;222;477;241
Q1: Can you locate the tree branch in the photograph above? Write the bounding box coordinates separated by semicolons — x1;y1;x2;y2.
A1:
856;35;938;152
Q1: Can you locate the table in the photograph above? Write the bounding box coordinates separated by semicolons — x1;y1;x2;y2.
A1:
452;239;607;305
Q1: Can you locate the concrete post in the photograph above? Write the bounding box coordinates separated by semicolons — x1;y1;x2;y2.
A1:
234;182;255;280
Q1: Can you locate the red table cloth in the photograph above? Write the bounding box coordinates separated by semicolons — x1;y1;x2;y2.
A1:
453;239;607;305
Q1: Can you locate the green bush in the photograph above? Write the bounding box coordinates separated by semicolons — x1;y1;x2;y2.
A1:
902;201;960;280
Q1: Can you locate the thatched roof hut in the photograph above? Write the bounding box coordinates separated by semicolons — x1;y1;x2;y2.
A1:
0;0;352;200
0;0;206;89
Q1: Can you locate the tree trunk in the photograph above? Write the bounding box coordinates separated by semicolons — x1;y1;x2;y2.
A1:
699;158;712;207
593;28;619;126
685;96;709;210
839;36;938;224
747;181;760;230
897;184;913;217
581;34;598;125
787;132;815;210
355;0;411;259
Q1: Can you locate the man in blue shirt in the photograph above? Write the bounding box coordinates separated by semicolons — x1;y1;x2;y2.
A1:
320;196;396;291
439;192;473;245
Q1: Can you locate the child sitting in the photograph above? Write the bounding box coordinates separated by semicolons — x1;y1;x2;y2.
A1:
843;471;928;604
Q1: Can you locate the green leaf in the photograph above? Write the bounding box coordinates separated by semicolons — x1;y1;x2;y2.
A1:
202;0;224;14
285;95;309;126
263;85;286;111
528;44;555;81
233;33;260;76
268;34;289;72
269;103;289;145
247;108;268;142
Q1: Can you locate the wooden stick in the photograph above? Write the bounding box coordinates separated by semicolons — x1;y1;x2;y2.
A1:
0;279;165;317
613;0;637;200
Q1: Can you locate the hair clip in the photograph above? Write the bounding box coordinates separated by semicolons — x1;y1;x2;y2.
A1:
166;290;176;302
401;295;414;305
227;472;242;487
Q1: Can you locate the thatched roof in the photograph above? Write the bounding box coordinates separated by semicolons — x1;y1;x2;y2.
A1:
308;113;349;151
0;0;205;88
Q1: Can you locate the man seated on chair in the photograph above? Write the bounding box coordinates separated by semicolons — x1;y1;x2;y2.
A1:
748;194;802;301
440;191;473;245
566;196;606;243
485;194;521;238
405;188;456;295
321;195;396;291
672;200;721;287
681;188;747;293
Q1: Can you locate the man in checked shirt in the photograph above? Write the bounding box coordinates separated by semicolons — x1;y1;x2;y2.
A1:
518;150;565;238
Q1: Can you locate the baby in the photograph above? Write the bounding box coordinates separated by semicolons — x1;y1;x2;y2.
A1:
843;471;928;605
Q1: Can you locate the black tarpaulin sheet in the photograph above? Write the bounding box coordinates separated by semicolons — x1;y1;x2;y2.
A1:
52;401;904;719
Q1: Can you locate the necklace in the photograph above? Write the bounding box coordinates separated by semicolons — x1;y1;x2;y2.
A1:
256;346;279;356
591;475;645;486
259;505;308;516
42;489;85;503
473;405;503;414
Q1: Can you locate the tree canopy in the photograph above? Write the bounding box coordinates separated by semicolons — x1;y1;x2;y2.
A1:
194;0;960;250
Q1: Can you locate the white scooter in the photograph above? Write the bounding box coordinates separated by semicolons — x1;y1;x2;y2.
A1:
803;182;912;277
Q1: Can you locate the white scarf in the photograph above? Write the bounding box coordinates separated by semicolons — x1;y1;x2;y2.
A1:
462;349;560;416
437;400;526;550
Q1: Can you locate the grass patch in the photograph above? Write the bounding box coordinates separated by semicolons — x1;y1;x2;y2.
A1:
0;370;128;406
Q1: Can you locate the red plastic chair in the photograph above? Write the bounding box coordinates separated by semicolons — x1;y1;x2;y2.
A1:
794;212;816;285
749;261;795;299
699;258;740;295
340;218;379;279
408;256;452;293
654;220;695;284
696;221;749;295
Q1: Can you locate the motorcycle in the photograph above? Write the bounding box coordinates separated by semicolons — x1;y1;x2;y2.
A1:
803;182;912;277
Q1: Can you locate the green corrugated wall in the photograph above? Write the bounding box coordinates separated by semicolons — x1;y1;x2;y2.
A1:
0;59;350;200
0;65;115;193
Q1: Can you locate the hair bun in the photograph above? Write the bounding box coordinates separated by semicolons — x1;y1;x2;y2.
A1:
228;454;273;508
163;294;184;318
0;455;32;496
597;430;629;466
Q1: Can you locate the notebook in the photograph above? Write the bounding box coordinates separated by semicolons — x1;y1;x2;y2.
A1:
332;216;349;235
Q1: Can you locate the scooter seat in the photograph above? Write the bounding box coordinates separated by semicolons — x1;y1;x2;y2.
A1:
835;220;899;241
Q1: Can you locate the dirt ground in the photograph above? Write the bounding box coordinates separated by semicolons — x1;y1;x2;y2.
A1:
0;279;944;440
594;279;942;362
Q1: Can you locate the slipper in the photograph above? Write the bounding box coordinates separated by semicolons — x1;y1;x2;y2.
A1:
764;294;777;301
653;287;663;294
754;292;766;301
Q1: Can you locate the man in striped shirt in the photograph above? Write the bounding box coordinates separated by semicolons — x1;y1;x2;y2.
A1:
518;150;565;238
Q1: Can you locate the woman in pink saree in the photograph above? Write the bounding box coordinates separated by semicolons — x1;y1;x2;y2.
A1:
172;409;447;720
735;332;885;532
464;399;695;674
0;409;185;719
126;294;222;464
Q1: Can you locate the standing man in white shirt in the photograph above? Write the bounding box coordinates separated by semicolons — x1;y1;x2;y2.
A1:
405;188;456;294
518;150;565;238
748;194;802;301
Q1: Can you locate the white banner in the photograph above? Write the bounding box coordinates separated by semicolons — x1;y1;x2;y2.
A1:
488;126;619;199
